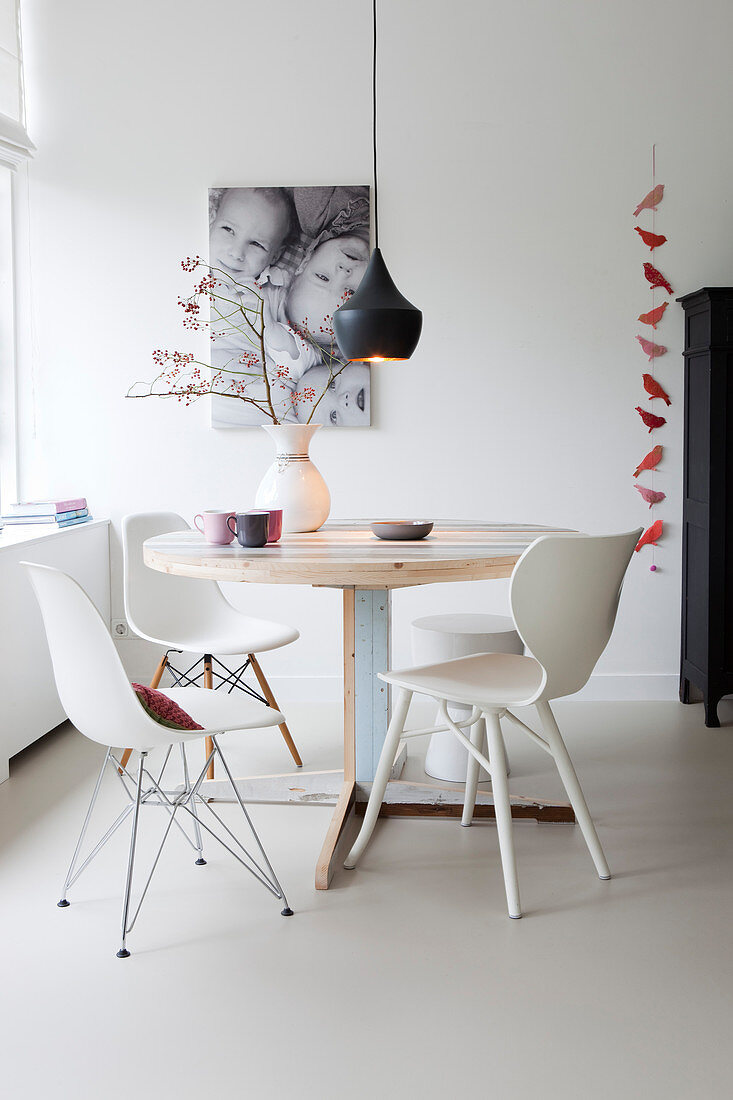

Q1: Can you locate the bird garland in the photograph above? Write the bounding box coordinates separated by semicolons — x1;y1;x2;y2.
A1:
633;148;669;570
635;406;666;433
638;302;668;329
633;444;663;479
642;374;671;405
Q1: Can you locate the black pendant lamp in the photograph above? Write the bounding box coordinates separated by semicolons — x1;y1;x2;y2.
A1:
333;0;422;362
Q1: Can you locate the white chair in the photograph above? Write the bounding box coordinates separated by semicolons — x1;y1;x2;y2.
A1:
121;512;302;779
345;531;641;918
412;614;523;782
23;561;293;958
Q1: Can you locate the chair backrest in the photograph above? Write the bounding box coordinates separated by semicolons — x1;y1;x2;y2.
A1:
509;530;641;702
122;511;229;645
22;562;159;749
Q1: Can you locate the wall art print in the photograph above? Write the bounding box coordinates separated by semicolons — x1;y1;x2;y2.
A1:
209;185;371;428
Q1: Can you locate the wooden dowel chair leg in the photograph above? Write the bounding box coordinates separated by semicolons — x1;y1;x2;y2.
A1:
204;654;214;781
485;711;521;918
149;653;169;690
344;688;413;870
535;700;610;880
248;653;303;768
119;653;169;774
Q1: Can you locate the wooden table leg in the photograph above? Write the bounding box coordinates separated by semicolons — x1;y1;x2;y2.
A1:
354;588;391;782
315;587;391;889
315;780;356;890
316;589;357;888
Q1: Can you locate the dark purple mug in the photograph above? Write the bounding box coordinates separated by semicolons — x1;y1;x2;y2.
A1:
227;511;269;548
248;508;283;543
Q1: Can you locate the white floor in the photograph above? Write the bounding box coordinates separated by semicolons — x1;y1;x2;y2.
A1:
1;698;733;1099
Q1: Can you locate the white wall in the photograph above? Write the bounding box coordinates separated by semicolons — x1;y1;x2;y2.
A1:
15;0;733;698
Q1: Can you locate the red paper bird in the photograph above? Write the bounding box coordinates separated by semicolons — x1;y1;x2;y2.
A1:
636;406;666;432
635;520;663;552
644;263;674;295
638;302;668;329
635;485;666;508
643;374;671;405
636;335;667;361
633;445;663;478
634;184;665;217
634;227;667;250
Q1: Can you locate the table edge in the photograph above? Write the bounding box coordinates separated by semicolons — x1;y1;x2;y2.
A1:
143;545;522;586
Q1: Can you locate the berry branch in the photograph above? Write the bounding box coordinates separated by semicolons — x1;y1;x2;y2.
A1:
126;257;352;424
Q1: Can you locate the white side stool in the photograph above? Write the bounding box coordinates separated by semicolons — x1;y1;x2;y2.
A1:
411;614;524;783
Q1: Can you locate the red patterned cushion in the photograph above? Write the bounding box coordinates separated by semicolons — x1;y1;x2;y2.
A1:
132;684;204;731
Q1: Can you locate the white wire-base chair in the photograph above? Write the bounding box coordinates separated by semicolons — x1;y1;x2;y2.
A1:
121;511;303;780
345;530;641;919
23;561;293;958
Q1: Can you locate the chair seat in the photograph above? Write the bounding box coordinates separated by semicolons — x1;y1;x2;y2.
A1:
157;687;284;736
125;687;284;751
134;614;299;656
380;651;544;710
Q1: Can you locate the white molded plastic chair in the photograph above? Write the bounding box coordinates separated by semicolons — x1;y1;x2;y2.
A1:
122;512;302;776
345;531;642;918
23;561;293;958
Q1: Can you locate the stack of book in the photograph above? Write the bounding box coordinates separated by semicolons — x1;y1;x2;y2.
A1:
1;498;93;528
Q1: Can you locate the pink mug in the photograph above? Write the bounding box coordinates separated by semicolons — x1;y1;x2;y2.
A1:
193;510;236;545
248;508;283;543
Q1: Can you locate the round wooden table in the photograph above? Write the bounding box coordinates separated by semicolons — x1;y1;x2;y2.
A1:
144;521;573;888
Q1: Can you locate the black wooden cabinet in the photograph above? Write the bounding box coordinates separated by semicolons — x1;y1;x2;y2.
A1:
678;287;733;727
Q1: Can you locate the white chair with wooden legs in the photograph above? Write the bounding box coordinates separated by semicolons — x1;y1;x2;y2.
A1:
345;530;641;919
23;561;293;958
121;512;302;780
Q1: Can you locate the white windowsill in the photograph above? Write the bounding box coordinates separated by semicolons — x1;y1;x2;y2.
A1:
0;518;110;554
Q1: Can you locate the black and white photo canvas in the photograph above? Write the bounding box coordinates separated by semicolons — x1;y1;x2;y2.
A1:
208;185;371;428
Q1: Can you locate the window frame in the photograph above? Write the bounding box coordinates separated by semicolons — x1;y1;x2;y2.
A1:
0;0;33;518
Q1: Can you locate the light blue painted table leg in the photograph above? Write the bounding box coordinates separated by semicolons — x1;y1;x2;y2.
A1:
354;589;391;783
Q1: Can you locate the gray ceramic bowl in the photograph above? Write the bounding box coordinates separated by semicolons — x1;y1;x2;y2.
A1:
370;520;434;541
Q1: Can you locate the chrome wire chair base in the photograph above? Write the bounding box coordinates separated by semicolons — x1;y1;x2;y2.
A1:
58;739;292;957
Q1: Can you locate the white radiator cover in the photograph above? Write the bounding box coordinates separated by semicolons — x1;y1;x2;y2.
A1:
0;520;110;782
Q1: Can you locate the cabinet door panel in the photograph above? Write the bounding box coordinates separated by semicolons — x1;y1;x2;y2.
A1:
683;520;708;671
686;357;710;505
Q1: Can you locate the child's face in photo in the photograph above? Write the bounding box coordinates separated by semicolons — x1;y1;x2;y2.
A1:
294;363;370;426
285;236;369;345
210;190;290;284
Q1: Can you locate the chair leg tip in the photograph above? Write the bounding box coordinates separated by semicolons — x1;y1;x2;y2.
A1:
280;907;294;917
599;874;611;881
57;899;70;908
509;913;522;920
116;948;131;958
195;858;207;866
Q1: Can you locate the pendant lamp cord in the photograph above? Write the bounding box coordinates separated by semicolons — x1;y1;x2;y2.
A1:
372;0;379;249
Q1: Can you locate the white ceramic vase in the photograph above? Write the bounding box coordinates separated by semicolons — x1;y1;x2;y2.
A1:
255;423;331;533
